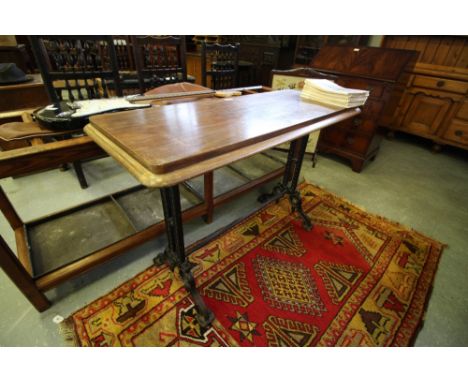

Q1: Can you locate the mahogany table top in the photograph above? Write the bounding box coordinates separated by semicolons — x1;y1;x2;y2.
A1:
89;90;346;175
84;90;361;187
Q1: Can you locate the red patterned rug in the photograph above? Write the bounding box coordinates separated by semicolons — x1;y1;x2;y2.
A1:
65;183;444;346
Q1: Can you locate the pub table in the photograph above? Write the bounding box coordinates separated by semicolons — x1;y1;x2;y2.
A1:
85;90;360;327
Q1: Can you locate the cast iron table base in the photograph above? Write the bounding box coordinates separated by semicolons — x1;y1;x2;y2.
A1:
153;134;312;328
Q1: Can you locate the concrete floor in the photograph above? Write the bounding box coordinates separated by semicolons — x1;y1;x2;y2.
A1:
0;134;467;346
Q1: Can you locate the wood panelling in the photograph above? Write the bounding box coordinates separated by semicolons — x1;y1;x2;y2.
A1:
384;36;468;68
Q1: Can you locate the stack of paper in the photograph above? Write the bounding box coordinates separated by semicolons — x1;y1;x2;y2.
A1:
300;79;369;108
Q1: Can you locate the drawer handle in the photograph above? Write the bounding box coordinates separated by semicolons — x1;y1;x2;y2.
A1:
346;136;355;144
455;130;463;137
436;80;445;87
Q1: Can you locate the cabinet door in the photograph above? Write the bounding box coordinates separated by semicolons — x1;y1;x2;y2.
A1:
402;93;453;136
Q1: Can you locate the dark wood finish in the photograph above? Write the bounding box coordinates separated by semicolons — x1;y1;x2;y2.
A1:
131;36;187;93
0;235;51;312
222;36;296;86
0;74;49;112
308;46;418;172
29;35;122;103
89;90;346;175
293;36;368;66
311;45;416;82
0;187;22;229
15;226;33;274
0;136;105;178
201;42;239;89
383;36;468;152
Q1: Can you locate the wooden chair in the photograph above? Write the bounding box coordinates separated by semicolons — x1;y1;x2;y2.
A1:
270;67;338;167
201;42;239;90
28;35;123;188
29;36;122;102
131;36;187;93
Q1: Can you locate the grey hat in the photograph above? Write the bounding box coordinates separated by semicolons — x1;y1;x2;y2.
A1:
0;63;32;85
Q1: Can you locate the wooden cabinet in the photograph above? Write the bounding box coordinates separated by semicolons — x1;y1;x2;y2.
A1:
400;92;454;136
383;36;468;151
308;46;417;172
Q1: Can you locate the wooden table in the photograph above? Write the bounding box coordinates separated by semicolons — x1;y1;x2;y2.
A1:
85;90;360;327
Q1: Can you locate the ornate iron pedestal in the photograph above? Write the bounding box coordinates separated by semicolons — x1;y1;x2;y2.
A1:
154;134;313;328
153;186;215;328
258;134;313;231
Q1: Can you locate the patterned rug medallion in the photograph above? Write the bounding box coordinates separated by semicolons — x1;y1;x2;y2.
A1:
65;183;444;346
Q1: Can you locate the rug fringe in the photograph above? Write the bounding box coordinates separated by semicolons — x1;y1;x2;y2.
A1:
59;317;80;347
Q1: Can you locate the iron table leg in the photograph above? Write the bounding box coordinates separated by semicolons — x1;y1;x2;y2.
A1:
258;134;313;230
153;185;215;328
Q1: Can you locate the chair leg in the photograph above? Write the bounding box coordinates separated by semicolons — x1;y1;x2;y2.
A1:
72;161;88;189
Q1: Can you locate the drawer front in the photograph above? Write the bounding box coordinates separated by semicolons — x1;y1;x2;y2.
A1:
349;116;377;136
456;100;468;120
340;131;371;154
335;78;385;99
443;119;468;145
412;75;468;94
319;120;349;147
361;98;384;118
